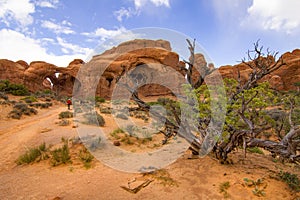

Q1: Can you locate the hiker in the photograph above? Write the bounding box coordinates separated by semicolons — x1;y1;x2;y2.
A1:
67;98;72;110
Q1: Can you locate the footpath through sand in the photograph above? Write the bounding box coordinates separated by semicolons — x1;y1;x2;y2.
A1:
0;104;299;199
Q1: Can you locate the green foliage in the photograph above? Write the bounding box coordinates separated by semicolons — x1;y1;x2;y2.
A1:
219;181;230;198
21;96;38;103
95;96;105;103
110;128;125;139
16;143;49;165
79;147;94;169
28;102;52;109
279;171;300;191
247;147;264;155
243;178;267;197
59;111;73;119
0;80;29;96
99;106;111;114
190;78;288;149
50;142;71;166
83;111;105;126
9;103;37;119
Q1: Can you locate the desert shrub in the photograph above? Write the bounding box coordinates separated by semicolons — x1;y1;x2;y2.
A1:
99;106;111;114
0;92;8;100
279;171;300;191
14;103;28;111
120;135;134;145
9;109;22;119
79;147;94;169
58;119;70;126
59;111;73;119
219;181;230;198
50;142;71;166
247;147;264;155
16;143;49;165
243;178;266;197
21;96;37;104
28;102;52;109
89;137;102;151
0;80;29;96
83;111;105;126
9;103;37;119
116;113;128;120
110;128;125;139
23;107;38;115
124;125;138;136
95;96;105;103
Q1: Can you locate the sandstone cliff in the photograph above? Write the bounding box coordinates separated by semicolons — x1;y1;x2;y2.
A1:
0;39;299;98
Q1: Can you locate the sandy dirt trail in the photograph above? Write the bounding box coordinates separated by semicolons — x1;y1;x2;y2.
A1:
0;105;299;200
0;105;69;172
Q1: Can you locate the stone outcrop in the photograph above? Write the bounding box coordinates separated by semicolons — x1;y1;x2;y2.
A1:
218;49;300;91
0;39;179;98
0;39;300;98
0;59;83;96
76;43;182;99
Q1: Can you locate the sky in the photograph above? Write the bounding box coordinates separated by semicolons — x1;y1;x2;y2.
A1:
0;0;300;67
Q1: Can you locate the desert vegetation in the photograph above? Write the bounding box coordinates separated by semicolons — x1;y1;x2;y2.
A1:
115;40;300;165
16;137;95;169
1;39;300;199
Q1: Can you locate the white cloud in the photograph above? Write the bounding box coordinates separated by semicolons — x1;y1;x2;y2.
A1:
134;0;170;9
56;37;91;55
113;0;170;21
243;0;300;34
35;0;59;8
0;29;89;66
0;0;35;27
81;27;128;40
114;7;138;22
41;20;75;34
211;0;251;21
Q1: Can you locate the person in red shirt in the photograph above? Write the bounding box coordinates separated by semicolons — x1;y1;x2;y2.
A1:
67;98;72;110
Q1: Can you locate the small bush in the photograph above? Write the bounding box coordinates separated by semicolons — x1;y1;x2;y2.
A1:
116;113;128;120
110;128;124;139
79;147;94;169
9;110;22;119
279;171;300;191
99;106;111;114
83;111;105;126
14;103;28;111
219;181;230;198
120;135;134;145
95;96;105;103
59;111;73;119
50;142;71;166
0;92;8;100
247;147;264;155
9;103;37;119
0;80;29;96
16;143;48;165
58;119;70;126
89;137;102;151
21;96;37;104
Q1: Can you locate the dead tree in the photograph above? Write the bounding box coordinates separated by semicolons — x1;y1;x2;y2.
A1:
115;39;298;163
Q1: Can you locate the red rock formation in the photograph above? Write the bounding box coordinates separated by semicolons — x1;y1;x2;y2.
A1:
0;40;299;98
218;49;300;91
